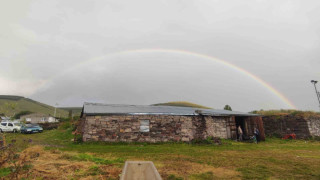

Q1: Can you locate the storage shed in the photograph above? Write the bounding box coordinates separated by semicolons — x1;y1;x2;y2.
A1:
78;103;264;142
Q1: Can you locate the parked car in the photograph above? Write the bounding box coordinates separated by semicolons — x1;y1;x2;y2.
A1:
0;122;21;133
20;124;43;134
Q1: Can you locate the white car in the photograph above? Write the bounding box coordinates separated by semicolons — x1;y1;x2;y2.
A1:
0;122;21;133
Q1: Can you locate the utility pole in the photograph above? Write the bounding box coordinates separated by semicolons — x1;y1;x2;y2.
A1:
54;103;58;117
311;80;320;111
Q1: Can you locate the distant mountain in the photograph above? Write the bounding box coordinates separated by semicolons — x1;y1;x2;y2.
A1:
0;95;68;118
153;101;212;109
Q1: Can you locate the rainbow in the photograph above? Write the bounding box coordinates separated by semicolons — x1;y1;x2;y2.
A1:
34;48;296;109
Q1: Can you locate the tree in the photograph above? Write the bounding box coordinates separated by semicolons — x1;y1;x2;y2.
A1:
224;105;232;111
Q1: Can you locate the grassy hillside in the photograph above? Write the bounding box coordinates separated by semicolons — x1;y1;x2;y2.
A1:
0;95;68;118
59;107;83;117
153;101;212;109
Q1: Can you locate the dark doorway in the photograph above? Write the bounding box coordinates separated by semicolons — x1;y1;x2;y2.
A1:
235;117;246;139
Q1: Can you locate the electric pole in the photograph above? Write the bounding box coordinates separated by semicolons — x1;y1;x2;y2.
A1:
311;80;320;111
54;103;58;117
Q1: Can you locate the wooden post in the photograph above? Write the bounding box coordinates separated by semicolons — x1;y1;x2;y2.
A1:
255;116;265;141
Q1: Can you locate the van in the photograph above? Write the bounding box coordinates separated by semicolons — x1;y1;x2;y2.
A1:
0;122;21;133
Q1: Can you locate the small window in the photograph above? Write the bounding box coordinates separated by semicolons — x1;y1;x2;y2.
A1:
8;123;13;127
140;120;150;132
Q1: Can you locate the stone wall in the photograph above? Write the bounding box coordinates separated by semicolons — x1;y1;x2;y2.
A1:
307;117;320;137
80;114;232;142
204;116;230;139
262;115;320;138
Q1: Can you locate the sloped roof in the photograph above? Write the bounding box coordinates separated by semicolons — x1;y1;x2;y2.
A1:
82;102;258;117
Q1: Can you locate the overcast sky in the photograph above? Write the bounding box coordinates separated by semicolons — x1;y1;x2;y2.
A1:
1;0;320;112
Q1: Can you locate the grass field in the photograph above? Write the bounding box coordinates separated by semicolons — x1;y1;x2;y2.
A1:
2;128;320;180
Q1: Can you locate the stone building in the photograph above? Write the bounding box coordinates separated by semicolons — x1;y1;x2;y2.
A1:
78;103;264;142
263;114;320;138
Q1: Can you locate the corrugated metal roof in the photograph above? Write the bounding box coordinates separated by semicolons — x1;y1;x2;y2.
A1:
82;102;258;116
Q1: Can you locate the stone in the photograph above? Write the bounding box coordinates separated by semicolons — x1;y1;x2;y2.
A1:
181;137;189;142
80;114;256;142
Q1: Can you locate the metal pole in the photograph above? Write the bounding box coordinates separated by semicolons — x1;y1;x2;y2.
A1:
311;81;320;110
313;83;320;104
54;103;58;117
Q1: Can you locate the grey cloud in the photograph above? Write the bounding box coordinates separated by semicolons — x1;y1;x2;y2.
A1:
1;0;320;111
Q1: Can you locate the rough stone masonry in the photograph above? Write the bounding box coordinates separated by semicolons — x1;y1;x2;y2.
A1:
80;115;233;142
77;103;264;143
262;114;320;138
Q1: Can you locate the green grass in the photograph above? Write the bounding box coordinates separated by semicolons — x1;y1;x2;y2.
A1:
0;95;68;117
0;168;11;177
59;107;82;117
61;153;125;165
4;129;320;179
251;109;320;117
189;172;215;180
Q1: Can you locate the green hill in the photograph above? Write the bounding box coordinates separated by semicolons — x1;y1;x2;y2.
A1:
153;101;212;109
0;95;68;118
59;107;83;117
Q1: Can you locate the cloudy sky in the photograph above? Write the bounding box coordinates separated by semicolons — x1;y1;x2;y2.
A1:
1;0;320;112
